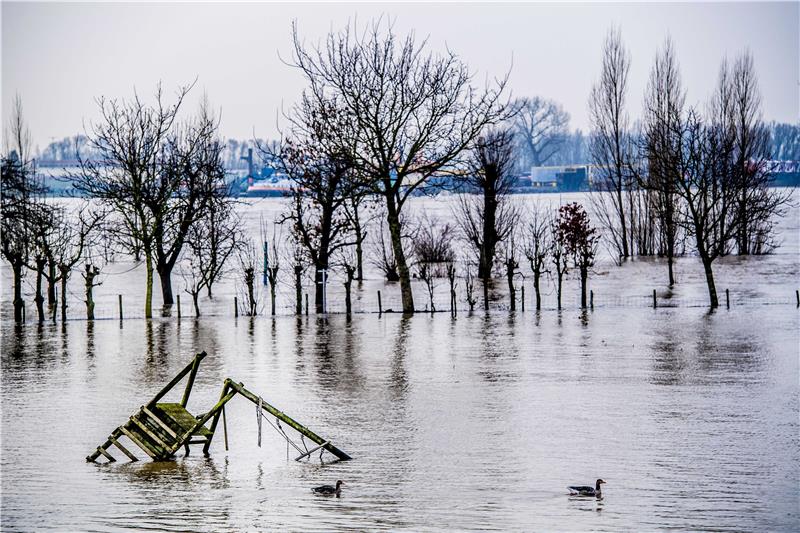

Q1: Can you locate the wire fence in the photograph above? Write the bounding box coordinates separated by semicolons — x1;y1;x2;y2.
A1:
9;283;799;323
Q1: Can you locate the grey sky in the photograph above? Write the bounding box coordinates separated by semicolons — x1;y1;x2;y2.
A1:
3;2;798;151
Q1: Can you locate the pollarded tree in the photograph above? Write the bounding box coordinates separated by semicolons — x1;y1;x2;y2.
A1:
523;204;550;311
1;97;51;322
290;19;509;314
455;128;518;281
554;203;599;309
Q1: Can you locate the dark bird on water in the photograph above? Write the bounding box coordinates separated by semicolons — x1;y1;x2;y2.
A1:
568;479;606;497
312;480;344;497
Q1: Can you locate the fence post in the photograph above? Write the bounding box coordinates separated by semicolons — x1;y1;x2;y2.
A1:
234;297;239;318
653;289;657;309
176;294;181;319
378;290;382;315
305;293;309;316
796;289;799;308
590;290;594;310
118;294;123;320
725;289;730;309
521;285;525;312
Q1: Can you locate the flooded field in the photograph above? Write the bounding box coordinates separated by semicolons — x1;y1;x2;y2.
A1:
1;194;798;531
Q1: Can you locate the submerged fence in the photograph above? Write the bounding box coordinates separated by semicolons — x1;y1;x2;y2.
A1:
9;283;799;324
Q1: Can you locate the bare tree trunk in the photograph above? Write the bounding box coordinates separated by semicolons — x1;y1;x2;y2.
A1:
483;277;489;311
580;266;588;309
144;251;153;319
556;273;563;310
47;260;57;306
533;272;542;311
506;260;516;311
157;267;174;307
192;291;200;317
83;264;98;320
12;260;24;322
35;256;46;322
295;266;303;315
701;256;718;309
386;200;414;314
59;265;69;322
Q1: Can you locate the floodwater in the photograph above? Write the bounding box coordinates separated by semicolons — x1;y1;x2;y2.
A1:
1;194;799;531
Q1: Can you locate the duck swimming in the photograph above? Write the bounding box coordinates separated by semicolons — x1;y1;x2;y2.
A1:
568;479;606;497
312;480;344;497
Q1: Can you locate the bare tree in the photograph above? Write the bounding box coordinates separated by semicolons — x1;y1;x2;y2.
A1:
455;128;518;280
290;18;509;313
371;215;400;282
588;27;634;261
721;52;789;255
523;204;550;311
512;96;570;170
502;232;520;311
82;263;101;320
271;96;364;312
412;216;456;314
463;260;478;312
237;239;259;317
550;219;569;311
640;37;685;286
1;96;50;322
75;84;227;317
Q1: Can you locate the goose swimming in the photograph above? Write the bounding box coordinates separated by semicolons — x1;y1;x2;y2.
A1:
568;478;605;497
312;480;344;497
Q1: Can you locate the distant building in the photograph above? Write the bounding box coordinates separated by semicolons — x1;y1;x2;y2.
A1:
522;165;590;192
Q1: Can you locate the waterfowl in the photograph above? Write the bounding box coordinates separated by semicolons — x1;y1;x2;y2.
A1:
312;480;344;497
568;478;606;497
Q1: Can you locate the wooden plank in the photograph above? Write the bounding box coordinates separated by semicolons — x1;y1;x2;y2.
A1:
157;403;212;437
96;446;116;462
227;380;352;461
142;406;178;439
181;355;202;408
130;416;172;451
119;426;157;459
146;352;207;409
109;436;138;462
295;441;330;461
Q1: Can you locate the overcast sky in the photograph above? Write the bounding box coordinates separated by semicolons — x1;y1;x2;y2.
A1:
3;2;798;151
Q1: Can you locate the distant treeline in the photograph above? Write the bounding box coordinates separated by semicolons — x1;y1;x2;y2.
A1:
36;122;800;172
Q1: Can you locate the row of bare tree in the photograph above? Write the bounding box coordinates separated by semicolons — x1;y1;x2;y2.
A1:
3;20;790;318
588;28;790;308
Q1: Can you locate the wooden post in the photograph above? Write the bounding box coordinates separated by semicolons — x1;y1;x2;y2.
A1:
653;289;657;308
796;289;799;308
590;290;594;310
726;289;730;309
378;290;382;314
305;293;309;315
234;297;238;318
222;405;229;451
118;294;123;320
176;294;181;319
521;285;525;312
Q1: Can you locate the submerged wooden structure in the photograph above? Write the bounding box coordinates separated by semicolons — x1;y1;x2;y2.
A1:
87;351;351;463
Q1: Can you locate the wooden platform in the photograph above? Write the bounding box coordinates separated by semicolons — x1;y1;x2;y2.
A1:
87;351;351;464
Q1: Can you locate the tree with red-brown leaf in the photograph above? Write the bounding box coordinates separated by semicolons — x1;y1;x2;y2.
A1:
554;203;599;309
